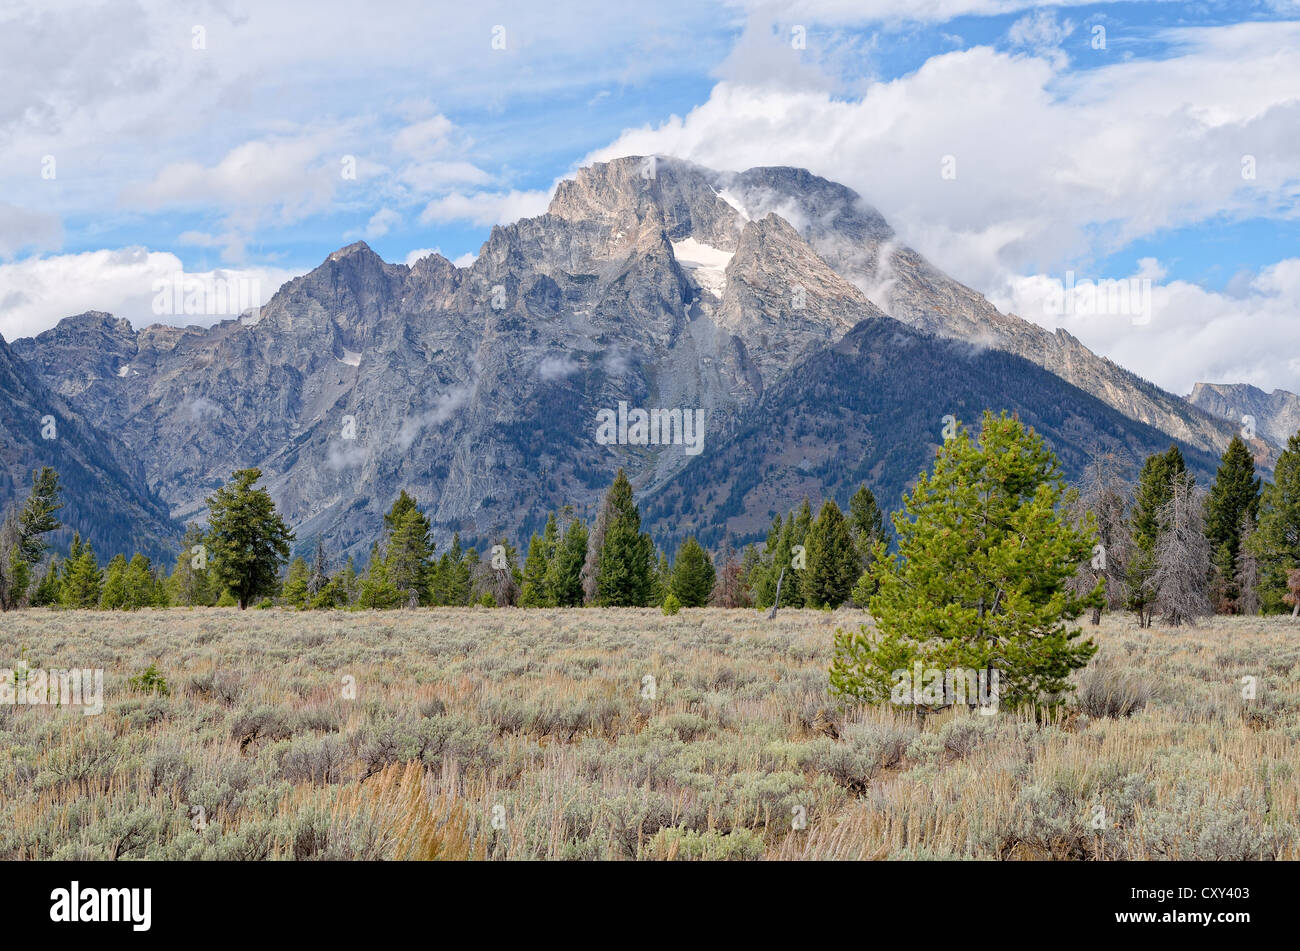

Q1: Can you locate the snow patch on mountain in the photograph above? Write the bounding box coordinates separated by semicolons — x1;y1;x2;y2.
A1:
671;238;733;298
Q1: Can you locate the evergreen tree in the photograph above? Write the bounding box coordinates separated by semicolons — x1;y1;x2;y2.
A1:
669;536;715;607
520;514;559;607
830;413;1100;711
0;467;63;610
546;518;588;607
1204;436;1261;612
100;554;129;609
15;467;63;565
430;533;472;606
60;539;103;608
848;484;886;604
1249;430;1300;614
753;515;785;609
594;470;655;607
31;556;62;607
1236;513;1262;616
282;557;310;608
124;554;158;609
358;542;401;609
803;500;858;609
204;468;294;609
653;550;671;606
169;525;214;607
385;497;434;607
336;555;360;606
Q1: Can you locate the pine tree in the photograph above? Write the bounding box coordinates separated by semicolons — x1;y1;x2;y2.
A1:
848;483;885;583
669;536;715;607
753;515;785;609
169;524;214;607
385;498;434;607
1204;436;1261;612
430;533;472;606
520;514;559;607
30;556;61;607
546;518;588;607
204;468;294;609
594;470;655;607
804;500;858;609
336;555;360;606
653;550;671;606
0;467;63;610
830;413;1101;711
282;557;310;608
1249;429;1300;614
100;554;129;609
60;540;102;608
124;554;158;609
358;542;400;609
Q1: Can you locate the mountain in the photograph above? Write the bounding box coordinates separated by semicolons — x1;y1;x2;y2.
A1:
1187;382;1300;449
0;330;180;560
5;156;1249;558
641;317;1220;550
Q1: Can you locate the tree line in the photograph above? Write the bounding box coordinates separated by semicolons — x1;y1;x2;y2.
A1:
1;419;1298;622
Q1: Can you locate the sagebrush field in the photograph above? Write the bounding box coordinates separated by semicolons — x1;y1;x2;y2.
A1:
1;608;1297;860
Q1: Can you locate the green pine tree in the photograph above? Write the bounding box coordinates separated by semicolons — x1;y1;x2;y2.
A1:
204;468;294;609
1204;436;1261;612
804;500;858;609
100;554;129;609
830;412;1101;711
60;539;103;608
669;536;715;607
31;556;62;607
282;556;310;608
1250;429;1300;614
520;514;560;607
595;470;655;607
384;497;434;607
546;518;588;607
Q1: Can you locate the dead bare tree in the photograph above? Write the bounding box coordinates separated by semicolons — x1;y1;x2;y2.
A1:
1066;448;1133;624
1235;512;1261;616
1149;471;1212;626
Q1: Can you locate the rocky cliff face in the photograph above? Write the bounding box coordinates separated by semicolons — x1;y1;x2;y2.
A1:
0;330;179;559
1188;382;1300;448
5;156;1253;558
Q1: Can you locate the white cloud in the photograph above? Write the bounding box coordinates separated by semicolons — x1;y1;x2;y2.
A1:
0;247;298;341
0;203;62;259
419;189;553;227
537;354;580;381
994;257;1300;396
396;386;472;450
583;21;1300;390
365;208;402;239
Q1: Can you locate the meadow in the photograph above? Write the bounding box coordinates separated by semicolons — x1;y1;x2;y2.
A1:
1;607;1297;860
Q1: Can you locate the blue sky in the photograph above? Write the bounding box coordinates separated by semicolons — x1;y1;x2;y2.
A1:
1;0;1298;395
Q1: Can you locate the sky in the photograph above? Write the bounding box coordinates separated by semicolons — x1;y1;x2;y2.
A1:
1;0;1297;397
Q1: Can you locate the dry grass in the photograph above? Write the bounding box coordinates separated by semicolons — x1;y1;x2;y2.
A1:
1;607;1297;860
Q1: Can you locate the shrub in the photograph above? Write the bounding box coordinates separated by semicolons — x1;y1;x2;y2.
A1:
128;663;170;696
662;593;682;615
